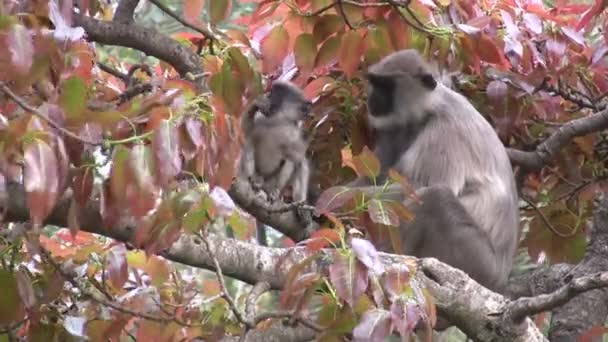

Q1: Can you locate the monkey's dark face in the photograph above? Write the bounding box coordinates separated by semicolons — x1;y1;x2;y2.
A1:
365;73;396;118
267;81;312;121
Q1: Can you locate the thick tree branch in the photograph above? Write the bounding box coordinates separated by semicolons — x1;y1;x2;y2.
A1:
228;178;315;242
73;13;204;78
507;107;608;171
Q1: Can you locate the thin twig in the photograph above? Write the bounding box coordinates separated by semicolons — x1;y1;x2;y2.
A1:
97;62;129;83
39;247;201;327
199;230;252;328
522;196;579;238
147;0;216;41
254;310;324;332
0;82;101;145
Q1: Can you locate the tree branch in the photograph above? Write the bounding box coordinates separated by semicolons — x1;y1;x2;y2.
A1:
73;13;204;78
507;107;608;171
147;0;216;41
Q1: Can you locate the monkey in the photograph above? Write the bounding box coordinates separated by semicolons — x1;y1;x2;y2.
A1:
238;80;312;204
347;50;520;326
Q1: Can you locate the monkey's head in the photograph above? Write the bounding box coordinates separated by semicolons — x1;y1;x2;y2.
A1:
264;80;313;122
364;49;438;129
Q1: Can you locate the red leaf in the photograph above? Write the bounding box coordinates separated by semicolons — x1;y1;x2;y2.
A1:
351;238;385;275
368;199;399;227
477;33;510;68
73;166;94;206
106;244;128;289
383;264;411;300
260;25;289;74
302;228;342;251
352;309;392;341
24;140;59;226
152;120;182;185
109;146;130;207
127;145;160;217
183;0;204;24
328;253;368;307
390;299;422;336
339;31;364;78
15;268;36;310
314;186;359;215
576;0;607;31
7;23;33;74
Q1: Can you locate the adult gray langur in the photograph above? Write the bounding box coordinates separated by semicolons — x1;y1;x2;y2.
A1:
350;49;520;296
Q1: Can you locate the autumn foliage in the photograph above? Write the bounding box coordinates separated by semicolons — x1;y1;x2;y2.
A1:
0;0;608;340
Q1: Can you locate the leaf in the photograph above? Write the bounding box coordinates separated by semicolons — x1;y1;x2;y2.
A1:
351;146;381;179
314;186;359;215
260;25;289;73
294;33;317;72
561;26;585;46
127;251;170;287
152;120;182;185
208;0;232;24
227;47;254;85
127;144;159;217
477;33;509;68
339;31;364;78
368;199;399;226
523;13;542;34
7;23;33;74
0;269;25;325
315;35;341;71
72;166;94;206
15;268;36;310
352;309;392;342
390;299;421;337
486;80;508;102
24;139;59;226
109;146;130;207
312;15;343;44
302;228;342;251
351;238;385;275
48;0;85;42
500;10;523;58
328;253;368;307
106;244;128;289
183;0;204;24
64;316;87;338
383;264;412;300
59;76;88;120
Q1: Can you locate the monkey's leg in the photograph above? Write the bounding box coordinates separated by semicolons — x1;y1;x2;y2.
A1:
265;160;296;202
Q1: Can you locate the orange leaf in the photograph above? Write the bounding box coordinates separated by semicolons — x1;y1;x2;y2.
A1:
339;30;364;78
261;25;289;74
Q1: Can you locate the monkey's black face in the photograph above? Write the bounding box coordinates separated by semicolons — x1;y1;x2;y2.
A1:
365;73;395;117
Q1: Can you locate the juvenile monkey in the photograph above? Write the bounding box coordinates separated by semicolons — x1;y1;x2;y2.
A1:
350;50;520;298
238;80;312;203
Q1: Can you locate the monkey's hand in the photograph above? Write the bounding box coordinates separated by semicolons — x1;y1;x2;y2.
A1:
267;189;282;202
249;175;264;191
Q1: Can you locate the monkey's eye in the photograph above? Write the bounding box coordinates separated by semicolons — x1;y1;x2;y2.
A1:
301;101;312;114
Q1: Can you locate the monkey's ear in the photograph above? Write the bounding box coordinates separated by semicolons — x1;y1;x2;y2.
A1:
418;73;437;90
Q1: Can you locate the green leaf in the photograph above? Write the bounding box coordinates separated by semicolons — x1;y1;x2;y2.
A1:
294;33;317;72
312;15;343;44
208;0;231;24
315;35;341;69
0;269;25;325
368;199;399;226
59;76;88;120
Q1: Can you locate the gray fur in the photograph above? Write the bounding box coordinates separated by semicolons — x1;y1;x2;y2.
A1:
353;49;520;294
238;80;311;202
